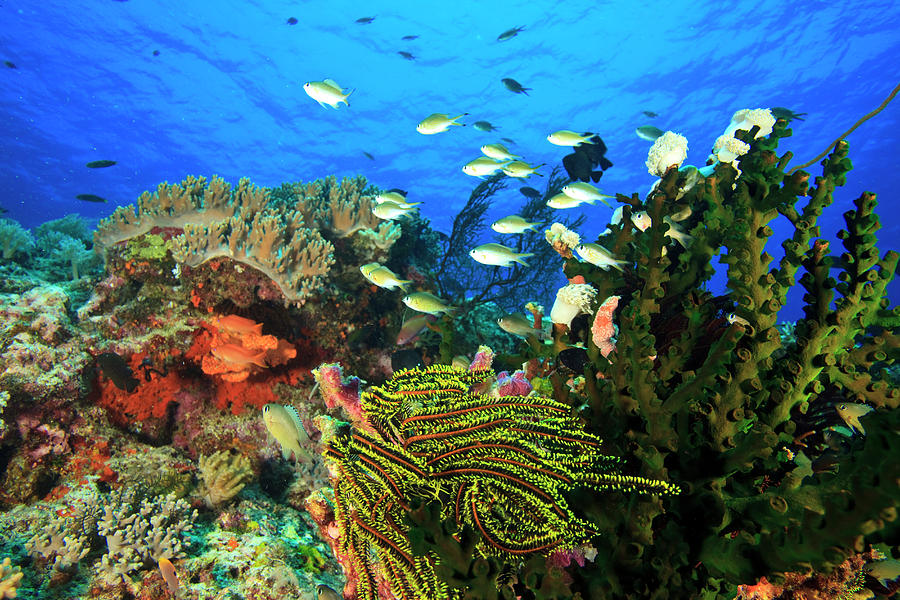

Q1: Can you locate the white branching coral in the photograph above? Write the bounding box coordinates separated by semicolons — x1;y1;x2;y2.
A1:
27;487;196;584
645;131;688;177
550;283;598;328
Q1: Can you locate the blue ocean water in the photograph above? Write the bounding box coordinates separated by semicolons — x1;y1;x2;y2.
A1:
1;0;898;319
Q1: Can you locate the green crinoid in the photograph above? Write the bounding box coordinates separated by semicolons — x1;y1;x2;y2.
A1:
321;364;680;600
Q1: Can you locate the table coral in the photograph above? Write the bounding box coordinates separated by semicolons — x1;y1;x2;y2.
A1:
95;175;336;304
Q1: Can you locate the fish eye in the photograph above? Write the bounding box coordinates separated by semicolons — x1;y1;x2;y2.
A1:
837;403;845;410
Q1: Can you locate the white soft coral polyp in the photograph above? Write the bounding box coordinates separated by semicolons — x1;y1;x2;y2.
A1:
722;108;776;141
645;131;688;177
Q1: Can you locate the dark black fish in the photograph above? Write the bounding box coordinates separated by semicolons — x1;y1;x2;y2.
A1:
152;49;160;56
562;134;613;183
497;26;525;42
519;186;541;199
501;78;530;95
86;160;116;168
397;51;415;60
0;206;8;214
76;194;108;203
286;17;298;25
771;106;807;121
96;352;139;392
362;151;375;160
391;349;424;372
401;35;418;41
642;110;658;118
4;61;16;69
355;16;375;23
557;347;589;372
472;120;498;132
500;137;516;145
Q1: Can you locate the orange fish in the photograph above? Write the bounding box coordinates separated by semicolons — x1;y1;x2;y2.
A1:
158;556;179;595
214;314;263;336
211;343;268;368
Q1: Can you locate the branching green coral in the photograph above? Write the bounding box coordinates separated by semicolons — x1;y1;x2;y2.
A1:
552;121;899;599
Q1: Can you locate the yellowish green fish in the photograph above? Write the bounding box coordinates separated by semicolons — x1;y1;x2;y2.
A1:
462;156;508;177
834;402;874;435
262;403;313;464
491;215;543;234
403;291;455;315
480;143;520;161
317;584;343;600
498;313;550;340
469;243;533;267
663;216;693;247
562;182;613;207
416;112;467;135
726;313;751;327
303;79;352;109
502;160;544;178
372;200;417;220
575;243;626;271
546;130;595;146
375;192;419;209
547;192;592;209
636;125;665;141
866;558;900;588
360;262;411;291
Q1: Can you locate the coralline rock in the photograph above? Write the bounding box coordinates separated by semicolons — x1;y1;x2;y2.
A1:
0;284;93;402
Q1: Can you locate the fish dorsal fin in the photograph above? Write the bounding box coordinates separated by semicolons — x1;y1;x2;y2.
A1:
324;79;341;90
284;405;308;438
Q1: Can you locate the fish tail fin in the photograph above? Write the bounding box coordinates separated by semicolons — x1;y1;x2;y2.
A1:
534;163;545;176
515;253;534;266
397;279;412;292
251;351;268;369
599;197;613;208
612;260;626;272
528;222;544;231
